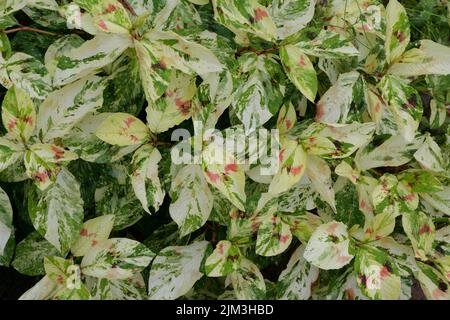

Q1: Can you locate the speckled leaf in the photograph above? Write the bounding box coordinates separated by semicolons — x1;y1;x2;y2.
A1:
81;238;154;280
304;221;353;270
148;241;208;300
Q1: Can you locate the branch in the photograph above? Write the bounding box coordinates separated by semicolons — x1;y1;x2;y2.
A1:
3;26;58;36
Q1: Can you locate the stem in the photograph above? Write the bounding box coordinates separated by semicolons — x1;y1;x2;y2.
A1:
236;46;278;56
119;0;137;16
3;26;58;36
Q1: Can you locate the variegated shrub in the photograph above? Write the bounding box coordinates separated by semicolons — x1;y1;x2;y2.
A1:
0;0;449;300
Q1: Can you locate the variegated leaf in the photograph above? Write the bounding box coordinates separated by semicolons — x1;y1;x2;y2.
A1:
388;40;450;76
12;231;60;276
28;168;84;253
205;240;241;277
269;0;316;40
202;139;246;211
53;33;131;86
169;164;213;237
230;257;266;299
85;273;147;300
74;0;132;34
415;262;450;300
0;186;13;256
385;0;410;64
0;52;52;100
96;113;151;146
1;85;35;142
304;221;354;270
36;75;105;142
212;0;277;42
402;211;435;260
306;155;336;211
148;241;208;300
256;213;292;257
81;238;154;280
354;245;401;300
355;134;424;171
276;244;319;300
280;44;317;102
146;71;196;133
71;215;115;257
315;71;360;123
130;144;165;213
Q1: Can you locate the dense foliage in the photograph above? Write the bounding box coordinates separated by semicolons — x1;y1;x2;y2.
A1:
0;0;449;300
